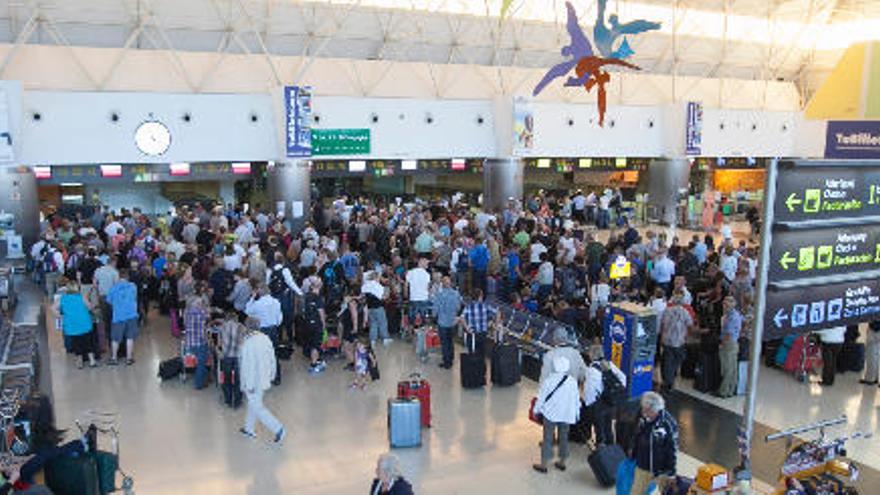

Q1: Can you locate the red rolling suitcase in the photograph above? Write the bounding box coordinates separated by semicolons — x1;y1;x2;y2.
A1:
397;373;431;428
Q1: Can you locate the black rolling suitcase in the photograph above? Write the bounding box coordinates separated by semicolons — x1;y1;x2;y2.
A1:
587;443;626;487
491;343;521;386
693;351;720;393
521;351;542;382
680;343;699;379
569;403;592;444
461;333;486;389
838;342;865;373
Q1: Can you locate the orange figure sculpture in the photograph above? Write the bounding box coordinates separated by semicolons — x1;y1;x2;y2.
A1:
569;56;641;127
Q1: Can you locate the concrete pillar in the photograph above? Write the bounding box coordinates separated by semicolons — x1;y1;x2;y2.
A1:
267;160;311;233
646;158;689;227
482;158;523;213
0;167;40;249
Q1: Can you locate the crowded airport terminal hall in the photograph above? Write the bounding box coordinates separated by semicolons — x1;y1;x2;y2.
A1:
1;0;880;493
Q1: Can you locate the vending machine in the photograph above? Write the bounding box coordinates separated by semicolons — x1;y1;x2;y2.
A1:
603;302;659;399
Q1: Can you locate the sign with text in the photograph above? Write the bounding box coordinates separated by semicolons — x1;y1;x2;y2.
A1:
685;101;703;156
764;278;880;338
284;86;312;157
768;226;880;281
312;129;370;156
825;121;880;159
773;164;880;223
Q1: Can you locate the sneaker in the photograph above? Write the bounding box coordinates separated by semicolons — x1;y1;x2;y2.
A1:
107;359;118;366
125;359;135;366
532;464;548;474
239;428;257;439
316;361;327;371
274;427;286;443
383;338;393;346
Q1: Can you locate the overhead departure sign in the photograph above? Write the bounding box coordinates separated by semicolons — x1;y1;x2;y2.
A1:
768;226;880;281
764;278;880;338
773;163;880;223
760;159;880;340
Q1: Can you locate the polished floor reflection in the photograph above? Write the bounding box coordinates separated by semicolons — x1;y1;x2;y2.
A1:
45;307;717;494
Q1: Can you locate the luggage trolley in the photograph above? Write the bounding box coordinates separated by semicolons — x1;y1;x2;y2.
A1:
75;411;135;494
766;416;869;495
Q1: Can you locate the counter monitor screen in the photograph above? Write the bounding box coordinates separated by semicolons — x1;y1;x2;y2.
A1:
451;159;466;171
348;160;366;172
401;160;417;171
537;158;551;169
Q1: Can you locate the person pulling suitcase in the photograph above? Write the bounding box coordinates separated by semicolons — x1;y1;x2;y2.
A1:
532;357;581;473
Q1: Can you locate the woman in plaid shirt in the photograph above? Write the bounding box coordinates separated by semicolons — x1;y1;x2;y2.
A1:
183;287;211;390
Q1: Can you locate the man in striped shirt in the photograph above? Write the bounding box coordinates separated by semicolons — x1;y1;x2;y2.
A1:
460;288;498;359
184;290;211;390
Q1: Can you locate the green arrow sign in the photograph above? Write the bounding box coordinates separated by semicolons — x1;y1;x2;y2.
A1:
785;193;802;212
779;251;796;270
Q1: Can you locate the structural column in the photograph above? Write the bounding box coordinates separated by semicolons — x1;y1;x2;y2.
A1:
482;158;524;213
645;158;690;227
267;160;311;233
0;167;40;250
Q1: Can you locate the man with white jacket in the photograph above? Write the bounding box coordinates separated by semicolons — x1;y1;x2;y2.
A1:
532;356;581;474
239;320;286;443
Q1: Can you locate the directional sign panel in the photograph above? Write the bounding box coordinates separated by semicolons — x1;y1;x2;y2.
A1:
768;225;880;281
764;278;880;338
774;164;880;223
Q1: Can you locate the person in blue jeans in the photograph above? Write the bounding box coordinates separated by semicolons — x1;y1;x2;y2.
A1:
183;287;212;390
431;276;462;369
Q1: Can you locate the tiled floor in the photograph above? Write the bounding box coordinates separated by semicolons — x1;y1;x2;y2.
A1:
45;307;718;494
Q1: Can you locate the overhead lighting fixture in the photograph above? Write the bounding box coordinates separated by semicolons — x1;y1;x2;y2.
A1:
60;182;83;187
170;162;191;176
100;165;122;178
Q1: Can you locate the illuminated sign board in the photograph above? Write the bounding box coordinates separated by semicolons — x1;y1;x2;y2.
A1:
169;162;191;176
100;165;122;178
773;163;880;223
232;162;252;175
769;226;880;282
33;166;51;179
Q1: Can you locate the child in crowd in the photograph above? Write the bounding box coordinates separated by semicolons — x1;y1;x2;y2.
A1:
351;339;370;390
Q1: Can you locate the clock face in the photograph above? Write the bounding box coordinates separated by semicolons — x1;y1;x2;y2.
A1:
134;121;171;156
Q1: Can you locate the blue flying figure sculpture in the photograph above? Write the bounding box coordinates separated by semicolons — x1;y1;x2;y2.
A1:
593;0;661;59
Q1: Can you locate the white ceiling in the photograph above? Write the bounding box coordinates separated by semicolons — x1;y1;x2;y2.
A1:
0;0;871;96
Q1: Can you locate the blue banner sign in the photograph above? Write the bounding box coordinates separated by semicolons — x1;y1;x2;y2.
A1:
825;120;880;159
285;86;312;157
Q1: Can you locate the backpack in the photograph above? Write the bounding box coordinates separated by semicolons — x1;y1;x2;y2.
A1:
269;266;287;297
322;261;339;288
596;363;626;407
455;248;470;273
43;250;58;273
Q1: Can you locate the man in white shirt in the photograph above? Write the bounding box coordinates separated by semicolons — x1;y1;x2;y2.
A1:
266;253;303;344
245;285;284;385
597;192;612;229
650;250;676;295
817;326;846;387
583;345;627;446
529;241;548;270
103;217;123;240
182;220;200;245
405;258;432;323
558;230;576;264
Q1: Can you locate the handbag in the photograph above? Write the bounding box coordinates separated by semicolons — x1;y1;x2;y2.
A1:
528;375;569;425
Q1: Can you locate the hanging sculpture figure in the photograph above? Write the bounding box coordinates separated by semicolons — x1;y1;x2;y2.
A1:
532;2;594;96
593;0;662;59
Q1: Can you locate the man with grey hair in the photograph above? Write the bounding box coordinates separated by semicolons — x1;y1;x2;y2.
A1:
628;391;678;495
540;327;588;384
369;453;414;495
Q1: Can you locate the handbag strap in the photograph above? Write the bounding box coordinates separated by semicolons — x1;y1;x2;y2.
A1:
544;375;568;404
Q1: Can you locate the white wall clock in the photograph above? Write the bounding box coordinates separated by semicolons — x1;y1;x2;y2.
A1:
134;120;171;156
